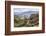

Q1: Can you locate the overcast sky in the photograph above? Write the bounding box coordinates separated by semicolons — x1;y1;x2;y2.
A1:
14;8;39;12
14;8;39;15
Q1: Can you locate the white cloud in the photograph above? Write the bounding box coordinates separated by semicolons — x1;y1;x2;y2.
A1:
14;8;39;12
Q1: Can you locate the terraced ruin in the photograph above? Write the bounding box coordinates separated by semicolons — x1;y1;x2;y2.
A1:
14;13;39;27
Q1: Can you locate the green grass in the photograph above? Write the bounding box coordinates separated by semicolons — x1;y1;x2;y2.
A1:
14;14;39;27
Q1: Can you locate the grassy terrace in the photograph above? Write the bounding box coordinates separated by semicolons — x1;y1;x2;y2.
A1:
14;14;39;27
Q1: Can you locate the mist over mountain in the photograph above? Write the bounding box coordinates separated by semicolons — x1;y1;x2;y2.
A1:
14;11;39;16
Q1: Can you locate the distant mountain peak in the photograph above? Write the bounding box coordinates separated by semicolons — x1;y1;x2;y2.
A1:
14;11;39;16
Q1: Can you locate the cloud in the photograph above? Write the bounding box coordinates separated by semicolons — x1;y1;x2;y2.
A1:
14;8;39;13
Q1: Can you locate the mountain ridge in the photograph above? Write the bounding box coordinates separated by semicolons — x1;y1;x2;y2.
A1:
14;11;38;16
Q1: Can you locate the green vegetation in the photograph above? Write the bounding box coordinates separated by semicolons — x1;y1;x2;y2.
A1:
14;14;39;27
